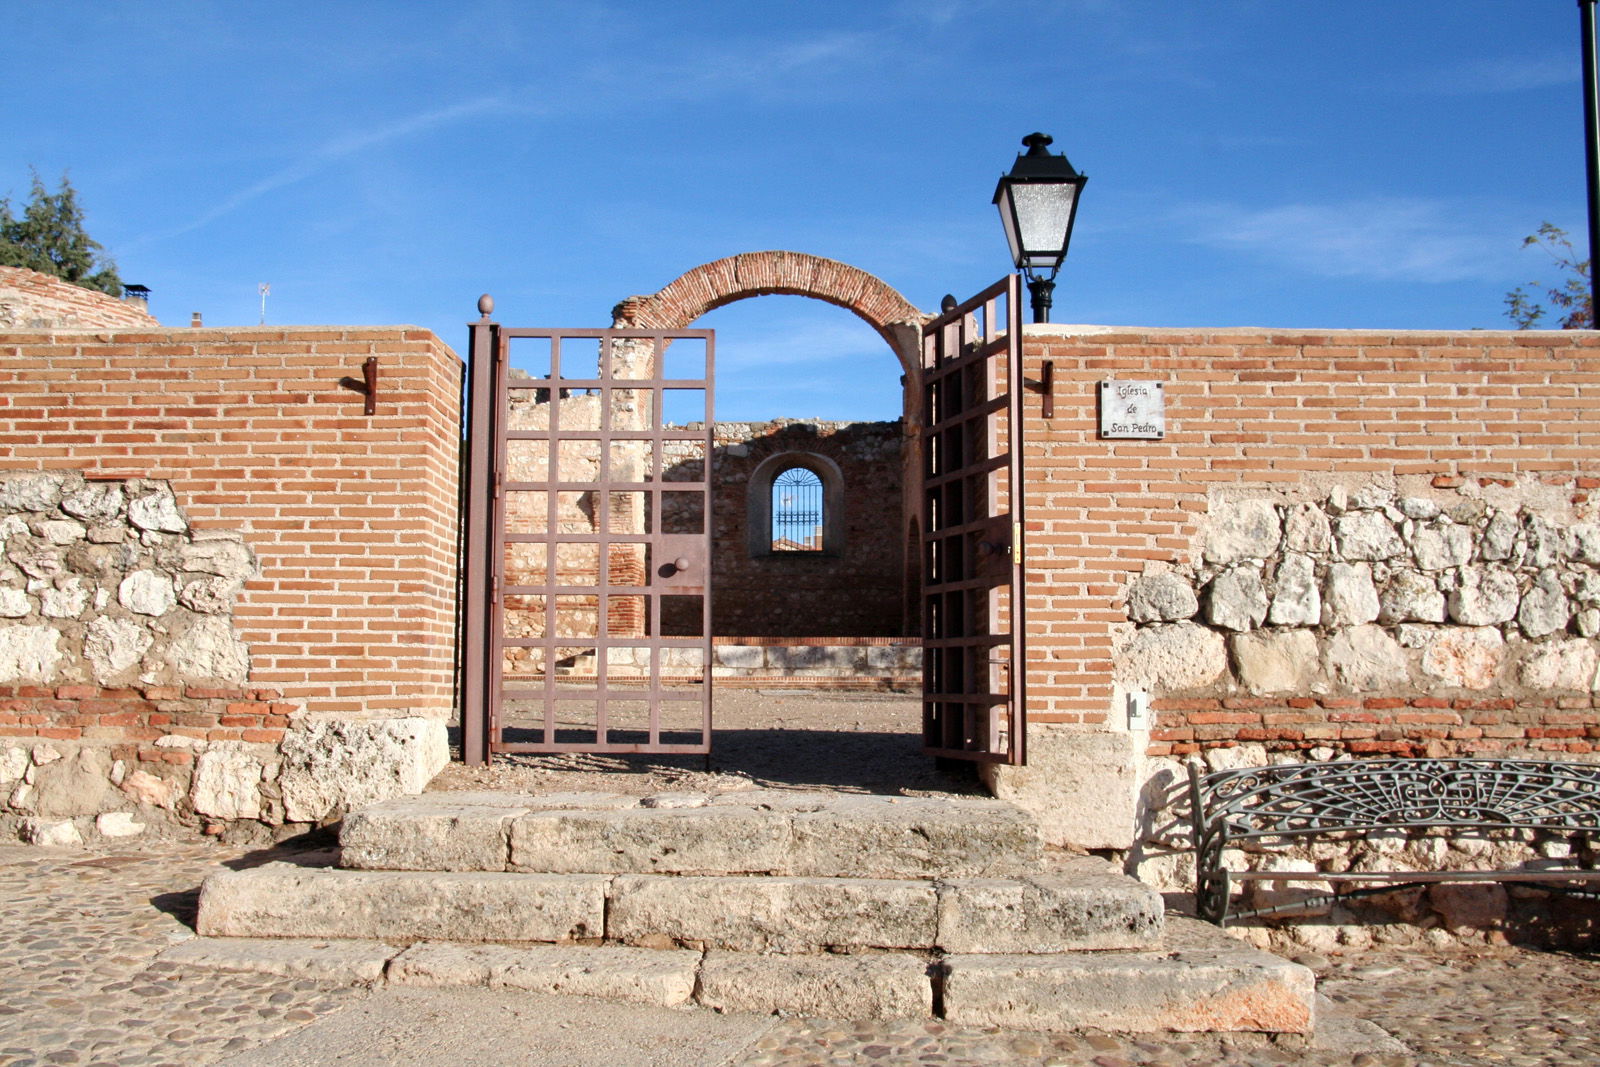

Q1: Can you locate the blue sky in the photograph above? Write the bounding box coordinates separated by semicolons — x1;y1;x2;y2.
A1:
2;2;1589;420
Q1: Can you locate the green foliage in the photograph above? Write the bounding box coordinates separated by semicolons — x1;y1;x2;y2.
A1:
0;170;123;296
1504;222;1592;330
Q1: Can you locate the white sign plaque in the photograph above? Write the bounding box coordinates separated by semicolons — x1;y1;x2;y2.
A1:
1098;380;1165;439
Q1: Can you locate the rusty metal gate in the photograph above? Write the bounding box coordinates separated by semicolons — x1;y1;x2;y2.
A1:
920;276;1026;764
461;302;714;764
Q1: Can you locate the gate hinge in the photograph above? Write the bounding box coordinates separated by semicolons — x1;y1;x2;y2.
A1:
1012;521;1023;566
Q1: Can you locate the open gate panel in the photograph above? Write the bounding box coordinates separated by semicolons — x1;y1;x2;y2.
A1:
920;277;1025;765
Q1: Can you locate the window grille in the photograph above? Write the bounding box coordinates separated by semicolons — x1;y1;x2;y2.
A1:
771;467;823;551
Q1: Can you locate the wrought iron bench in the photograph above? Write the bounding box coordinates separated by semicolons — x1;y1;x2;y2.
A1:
1187;756;1600;927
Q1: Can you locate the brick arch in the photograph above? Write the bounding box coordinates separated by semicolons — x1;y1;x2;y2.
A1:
610;251;928;377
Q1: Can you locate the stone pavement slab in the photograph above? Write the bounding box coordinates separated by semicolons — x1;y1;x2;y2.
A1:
387;942;700;1006
210;987;781;1067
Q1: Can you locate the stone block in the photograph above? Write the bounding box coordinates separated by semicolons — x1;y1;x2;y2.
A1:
341;792;542;871
942;924;1314;1034
697;950;931;1019
937;861;1163;953
1420;626;1505;689
1321;563;1379;627
160;616;249;685
1449;567;1520;626
387;942;698;1006
771;645;866;671
190;740;267;821
0;623;62;684
196;864;607;943
29;747;115;818
1232;630;1319;695
1266;554;1319;626
986;727;1142;850
278;717;449;824
1125;573;1198;623
865;644;921;670
1335;510;1404;561
127;490;187;533
786;794;1043;879
1323;625;1409;691
159;936;395;984
1518;638;1600;691
713;644;763;669
606;874;938;952
1204;566;1268;632
510;805;793;875
1202;499;1281;564
1115;622;1226;691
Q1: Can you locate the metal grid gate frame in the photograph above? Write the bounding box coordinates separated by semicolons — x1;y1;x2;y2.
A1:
462;309;714;764
919;276;1026;765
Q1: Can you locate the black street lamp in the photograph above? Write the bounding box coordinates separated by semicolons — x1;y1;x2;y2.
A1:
993;132;1087;324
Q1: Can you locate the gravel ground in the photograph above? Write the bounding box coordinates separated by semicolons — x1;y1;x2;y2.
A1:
436;690;987;798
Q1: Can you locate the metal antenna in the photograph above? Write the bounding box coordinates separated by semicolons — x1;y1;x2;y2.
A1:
258;283;271;326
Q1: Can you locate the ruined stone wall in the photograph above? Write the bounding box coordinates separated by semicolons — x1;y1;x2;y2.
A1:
0;327;461;842
0;266;159;330
668;418;905;637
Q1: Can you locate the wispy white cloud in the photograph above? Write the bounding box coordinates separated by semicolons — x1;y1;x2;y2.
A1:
127;96;517;248
710;312;891;371
1410;55;1576;95
1184;198;1521;284
578;30;879;105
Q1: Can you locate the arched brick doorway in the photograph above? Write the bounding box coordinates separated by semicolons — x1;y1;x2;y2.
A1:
610;251;925;378
614;251;930;643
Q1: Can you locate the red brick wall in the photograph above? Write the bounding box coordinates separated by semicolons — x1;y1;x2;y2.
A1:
1019;326;1600;754
0;327;463;721
0;267;159;330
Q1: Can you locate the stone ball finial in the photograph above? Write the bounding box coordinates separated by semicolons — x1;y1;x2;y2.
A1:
940;294;958;314
477;294;495;319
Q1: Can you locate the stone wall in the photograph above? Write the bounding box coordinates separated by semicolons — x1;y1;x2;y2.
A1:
0;470;444;845
0;326;462;841
1122;484;1600;758
0;266;158;330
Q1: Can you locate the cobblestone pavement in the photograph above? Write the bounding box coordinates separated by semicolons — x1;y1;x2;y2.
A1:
1;840;1597;1067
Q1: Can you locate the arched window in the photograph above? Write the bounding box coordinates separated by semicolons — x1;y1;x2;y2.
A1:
746;452;844;558
771;467;823;551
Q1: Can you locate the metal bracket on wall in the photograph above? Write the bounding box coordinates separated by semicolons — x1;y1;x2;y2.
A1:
339;357;379;415
1023;360;1054;418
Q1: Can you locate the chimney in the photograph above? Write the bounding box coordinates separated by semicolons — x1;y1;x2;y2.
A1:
190;312;203;328
121;284;151;312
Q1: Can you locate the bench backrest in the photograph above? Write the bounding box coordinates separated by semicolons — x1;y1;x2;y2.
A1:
1189;757;1600;845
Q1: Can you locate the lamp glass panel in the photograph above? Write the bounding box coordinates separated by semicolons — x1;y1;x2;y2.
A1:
1010;182;1077;269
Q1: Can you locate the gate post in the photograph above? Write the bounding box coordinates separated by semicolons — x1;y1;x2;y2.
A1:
460;296;499;765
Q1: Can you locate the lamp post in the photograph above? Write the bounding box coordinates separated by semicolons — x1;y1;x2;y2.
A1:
993;132;1087;324
1581;0;1600;325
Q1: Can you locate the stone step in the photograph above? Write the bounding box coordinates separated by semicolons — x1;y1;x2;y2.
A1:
941;918;1315;1035
195;855;1162;954
163;920;1314;1035
338;789;1045;880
